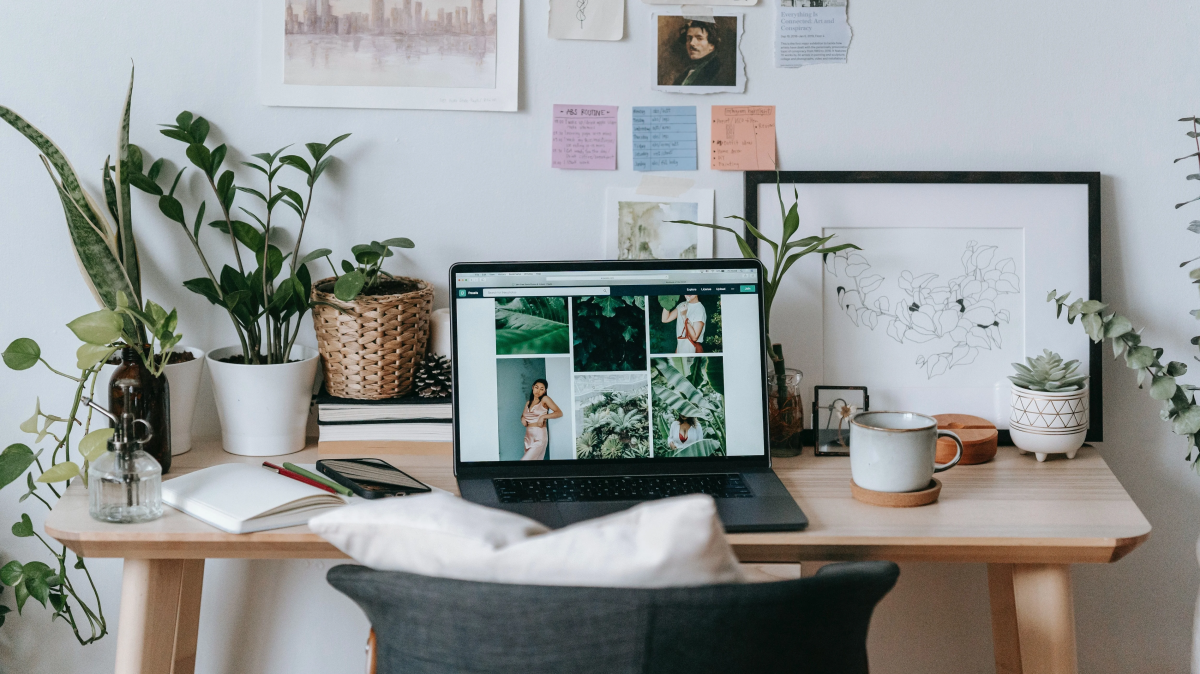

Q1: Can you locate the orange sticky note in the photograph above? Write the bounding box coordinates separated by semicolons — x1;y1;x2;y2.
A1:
710;106;776;171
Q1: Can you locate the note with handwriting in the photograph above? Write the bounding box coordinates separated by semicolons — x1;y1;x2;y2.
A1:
552;105;618;170
710;105;776;171
632;106;697;172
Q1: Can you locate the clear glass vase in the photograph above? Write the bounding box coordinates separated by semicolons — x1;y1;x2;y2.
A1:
768;368;805;457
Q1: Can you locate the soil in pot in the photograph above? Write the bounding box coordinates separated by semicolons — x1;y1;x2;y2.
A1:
155;351;196;366
217;355;303;365
314;278;422;297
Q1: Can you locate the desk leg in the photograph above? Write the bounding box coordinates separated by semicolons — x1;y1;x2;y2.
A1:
114;559;206;674
988;563;1078;674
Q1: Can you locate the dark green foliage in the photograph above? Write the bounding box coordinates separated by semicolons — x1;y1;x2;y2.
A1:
575;390;650;459
651;357;726;458
572;296;647;372
495;297;569;355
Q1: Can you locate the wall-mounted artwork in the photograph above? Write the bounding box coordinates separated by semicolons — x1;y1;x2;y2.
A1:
260;0;519;111
605;187;715;260
652;13;746;94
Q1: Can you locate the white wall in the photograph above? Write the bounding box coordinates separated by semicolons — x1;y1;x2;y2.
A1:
0;0;1197;671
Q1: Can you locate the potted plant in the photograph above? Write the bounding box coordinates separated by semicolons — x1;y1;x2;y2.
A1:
0;68;198;468
310;238;433;400
130;113;349;456
1006;350;1089;461
673;171;860;455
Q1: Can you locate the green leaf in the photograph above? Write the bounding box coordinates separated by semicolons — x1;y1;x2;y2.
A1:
79;428;113;463
298;248;333;267
36;461;79;484
1126;345;1156;369
189;116;209;144
1078;300;1107;314
210;143;227;174
781;202;800;243
1103;314;1133;339
1175;405;1200;435
0;562;22;587
0;444;36;491
11;514;33;538
183;277;223;306
76;343;116;370
334;270;366;301
113;70;140;307
380;237;415;249
340;259;355;274
231;220;264;253
185;143;211;176
2;338;40;370
279;155;312;175
1168;361;1189;377
128;172;163;196
158;194;186;225
67;309;124;345
13;580;28;614
1150;376;1178;400
193;201;207;241
148;157;164;182
1081;312;1104;342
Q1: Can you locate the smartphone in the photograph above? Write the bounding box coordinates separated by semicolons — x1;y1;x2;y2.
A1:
316;458;433;499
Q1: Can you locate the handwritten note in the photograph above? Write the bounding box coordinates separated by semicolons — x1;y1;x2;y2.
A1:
632;106;698;172
710;106;776;171
552;105;618;170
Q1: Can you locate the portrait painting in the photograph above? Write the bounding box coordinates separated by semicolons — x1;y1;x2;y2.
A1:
653;14;744;94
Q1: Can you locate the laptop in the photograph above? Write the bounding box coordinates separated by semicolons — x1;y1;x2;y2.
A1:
449;259;808;532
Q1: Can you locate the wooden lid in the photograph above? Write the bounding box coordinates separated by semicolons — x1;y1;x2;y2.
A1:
934;414;998;465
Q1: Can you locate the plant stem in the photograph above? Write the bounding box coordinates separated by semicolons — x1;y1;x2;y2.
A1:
39;358;81;382
179;222;251;358
208;176;245;275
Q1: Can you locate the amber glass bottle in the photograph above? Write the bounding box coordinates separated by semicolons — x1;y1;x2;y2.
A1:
109;346;172;474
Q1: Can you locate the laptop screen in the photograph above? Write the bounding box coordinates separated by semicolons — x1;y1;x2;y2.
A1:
451;260;769;465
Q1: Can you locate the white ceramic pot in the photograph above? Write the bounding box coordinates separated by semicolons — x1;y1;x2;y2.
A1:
163;347;206;456
1008;381;1089;462
207;345;319;457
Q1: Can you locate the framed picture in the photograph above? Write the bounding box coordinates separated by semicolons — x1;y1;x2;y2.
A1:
812;385;868;456
652;13;746;94
260;0;520;112
605;187;715;260
744;172;1101;444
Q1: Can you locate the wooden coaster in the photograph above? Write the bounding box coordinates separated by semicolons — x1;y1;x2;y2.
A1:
934;413;998;465
850;478;941;507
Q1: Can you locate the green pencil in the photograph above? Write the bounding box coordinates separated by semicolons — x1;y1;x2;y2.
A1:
283;462;354;497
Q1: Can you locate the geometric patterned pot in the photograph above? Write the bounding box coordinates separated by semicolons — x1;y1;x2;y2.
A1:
1008;381;1089;462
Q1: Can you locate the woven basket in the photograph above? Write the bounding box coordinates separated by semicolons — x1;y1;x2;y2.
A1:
311;276;433;400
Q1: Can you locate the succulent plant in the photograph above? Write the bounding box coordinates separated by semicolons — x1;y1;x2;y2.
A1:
1009;349;1088;392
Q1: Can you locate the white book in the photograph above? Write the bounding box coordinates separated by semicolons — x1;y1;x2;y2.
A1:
317;402;452;423
318;422;453;443
162;464;348;534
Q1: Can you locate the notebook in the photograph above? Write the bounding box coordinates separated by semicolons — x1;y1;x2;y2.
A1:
317;421;453;442
162;464;349;534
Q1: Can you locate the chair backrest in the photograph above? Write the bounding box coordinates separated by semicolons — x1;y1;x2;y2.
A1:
327;561;899;674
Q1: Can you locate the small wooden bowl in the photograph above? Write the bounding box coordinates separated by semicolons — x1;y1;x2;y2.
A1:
850;479;941;507
935;414;998;465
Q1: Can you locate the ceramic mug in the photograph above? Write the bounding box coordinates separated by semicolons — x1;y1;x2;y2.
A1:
849;411;963;493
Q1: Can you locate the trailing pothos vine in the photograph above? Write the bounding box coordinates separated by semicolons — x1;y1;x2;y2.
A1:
1047;116;1200;468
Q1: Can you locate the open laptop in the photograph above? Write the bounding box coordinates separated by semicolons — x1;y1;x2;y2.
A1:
449;259;807;532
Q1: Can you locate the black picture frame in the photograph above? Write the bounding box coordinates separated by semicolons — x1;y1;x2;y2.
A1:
743;171;1102;445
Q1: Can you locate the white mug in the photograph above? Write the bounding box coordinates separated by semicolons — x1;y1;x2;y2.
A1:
849;411;963;493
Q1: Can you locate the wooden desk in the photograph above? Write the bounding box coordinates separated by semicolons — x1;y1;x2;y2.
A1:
45;441;1149;674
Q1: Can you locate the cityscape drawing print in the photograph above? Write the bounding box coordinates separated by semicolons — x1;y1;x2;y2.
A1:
284;0;498;88
823;229;1024;381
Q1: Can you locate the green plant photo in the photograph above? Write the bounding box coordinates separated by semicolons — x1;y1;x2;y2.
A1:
652;357;726;458
574;390;651;460
572;296;647;372
495;297;570;355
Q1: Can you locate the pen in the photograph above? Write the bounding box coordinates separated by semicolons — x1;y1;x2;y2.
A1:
283;462;354;497
262;462;337;494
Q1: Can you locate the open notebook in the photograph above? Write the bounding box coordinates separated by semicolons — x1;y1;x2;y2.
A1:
162;464;349;534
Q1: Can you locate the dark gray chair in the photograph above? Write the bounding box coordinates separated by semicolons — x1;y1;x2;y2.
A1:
328;561;899;674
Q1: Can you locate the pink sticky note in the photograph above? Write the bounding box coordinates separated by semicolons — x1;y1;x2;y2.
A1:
710;106;777;171
552;105;618;170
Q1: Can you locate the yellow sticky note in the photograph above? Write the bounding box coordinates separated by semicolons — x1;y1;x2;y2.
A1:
710;106;776;171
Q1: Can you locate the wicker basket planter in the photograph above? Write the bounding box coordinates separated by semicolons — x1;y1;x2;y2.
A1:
311;276;433;400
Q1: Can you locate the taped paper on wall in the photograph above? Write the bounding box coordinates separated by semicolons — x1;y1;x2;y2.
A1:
653;13;746;95
710;105;776;171
635;175;696;197
777;2;852;67
552;105;618;170
633;106;698;171
550;0;624;41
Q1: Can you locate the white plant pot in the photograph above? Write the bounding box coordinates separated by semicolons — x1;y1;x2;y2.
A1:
1009;381;1089;462
163;347;206;456
207;345;319;457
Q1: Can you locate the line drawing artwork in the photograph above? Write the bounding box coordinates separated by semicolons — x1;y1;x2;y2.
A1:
576;0;587;27
825;240;1022;379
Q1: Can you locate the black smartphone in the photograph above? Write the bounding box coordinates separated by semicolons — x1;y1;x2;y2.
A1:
316;458;433;499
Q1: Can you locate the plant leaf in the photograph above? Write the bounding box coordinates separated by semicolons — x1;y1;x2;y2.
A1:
2;339;40;370
78;428;113;463
75;343;116;370
0;445;36;491
113;67;141;306
333;270;366;301
67;309;123;345
11;514;33;538
36;462;79;484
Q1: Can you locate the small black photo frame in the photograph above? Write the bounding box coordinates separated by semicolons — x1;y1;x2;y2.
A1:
813;386;869;457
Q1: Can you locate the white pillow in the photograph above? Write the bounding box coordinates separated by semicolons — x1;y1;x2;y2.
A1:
310;492;745;588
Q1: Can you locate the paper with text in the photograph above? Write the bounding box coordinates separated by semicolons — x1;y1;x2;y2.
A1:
633;106;698;172
552;105;619;170
550;0;624;40
777;5;851;67
710;106;776;171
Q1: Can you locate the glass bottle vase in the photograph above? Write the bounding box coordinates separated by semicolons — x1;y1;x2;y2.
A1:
109;346;172;474
768;368;805;457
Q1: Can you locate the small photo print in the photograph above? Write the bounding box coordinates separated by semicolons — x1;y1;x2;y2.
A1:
618;201;699;260
496;357;571;461
572;296;648;372
652;357;726;457
654;14;744;94
574;373;651;459
651;294;722;354
495;297;570;355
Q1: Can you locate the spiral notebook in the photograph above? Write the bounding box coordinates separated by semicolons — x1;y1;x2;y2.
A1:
162;464;349;534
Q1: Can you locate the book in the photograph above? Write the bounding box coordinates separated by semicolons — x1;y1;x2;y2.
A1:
314;385;451;423
319;440;453;457
318;420;453;442
162;464;348;534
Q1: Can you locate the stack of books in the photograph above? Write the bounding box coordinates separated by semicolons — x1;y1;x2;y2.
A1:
315;386;452;454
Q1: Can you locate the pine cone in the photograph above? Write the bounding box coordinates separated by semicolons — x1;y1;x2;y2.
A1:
414;354;452;398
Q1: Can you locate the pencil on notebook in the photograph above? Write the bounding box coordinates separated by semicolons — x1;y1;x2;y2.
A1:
262;462;337;494
283;462;355;496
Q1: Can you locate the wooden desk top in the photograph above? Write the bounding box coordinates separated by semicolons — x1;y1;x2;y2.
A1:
45;441;1150;564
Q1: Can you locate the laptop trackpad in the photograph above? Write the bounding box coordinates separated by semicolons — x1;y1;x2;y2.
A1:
502;502;566;529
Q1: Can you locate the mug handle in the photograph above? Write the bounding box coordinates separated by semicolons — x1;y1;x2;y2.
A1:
934;431;963;472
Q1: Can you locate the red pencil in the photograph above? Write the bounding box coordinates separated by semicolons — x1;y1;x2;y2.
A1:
262;461;337;494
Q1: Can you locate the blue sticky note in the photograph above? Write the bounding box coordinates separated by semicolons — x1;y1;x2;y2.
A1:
632;106;698;172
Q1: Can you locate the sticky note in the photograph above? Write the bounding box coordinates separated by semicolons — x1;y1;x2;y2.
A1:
710;105;777;171
552;105;618;170
633;106;698;172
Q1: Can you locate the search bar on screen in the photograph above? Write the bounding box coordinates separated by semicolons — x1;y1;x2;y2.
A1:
543;275;669;281
483;287;610;297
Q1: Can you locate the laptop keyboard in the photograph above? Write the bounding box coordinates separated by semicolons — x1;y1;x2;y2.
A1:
493;474;752;503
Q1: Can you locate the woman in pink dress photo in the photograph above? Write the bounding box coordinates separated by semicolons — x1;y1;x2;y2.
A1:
520;378;563;460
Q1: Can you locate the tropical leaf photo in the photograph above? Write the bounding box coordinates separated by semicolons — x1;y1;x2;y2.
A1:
652;357;727;457
572;295;647;371
495;297;569;355
574;375;651;460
